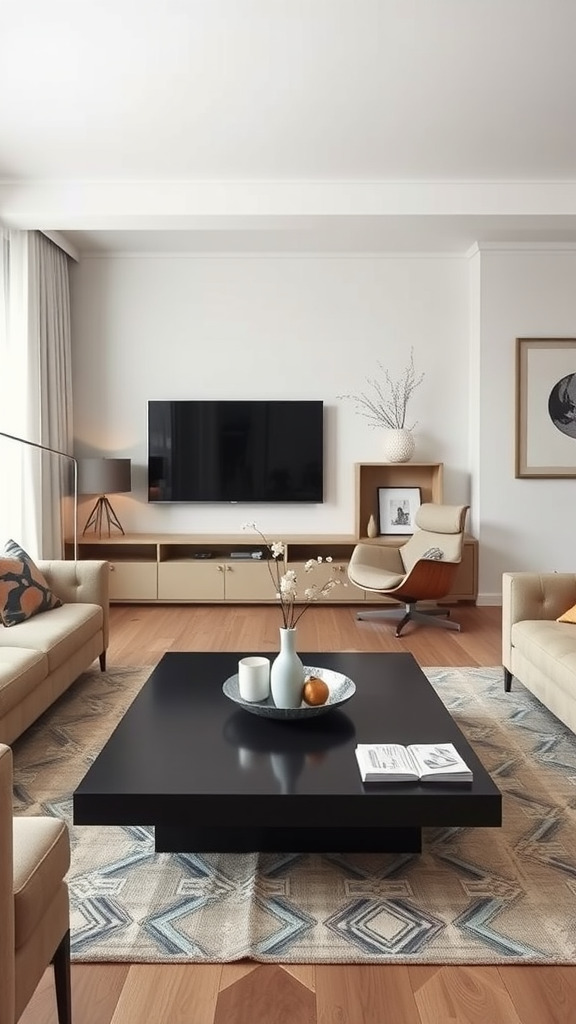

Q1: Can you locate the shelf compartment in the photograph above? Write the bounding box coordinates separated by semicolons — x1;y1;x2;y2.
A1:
355;462;443;538
158;543;269;563
77;542;158;562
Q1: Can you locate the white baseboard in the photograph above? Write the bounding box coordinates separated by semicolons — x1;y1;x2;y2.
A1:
477;593;502;606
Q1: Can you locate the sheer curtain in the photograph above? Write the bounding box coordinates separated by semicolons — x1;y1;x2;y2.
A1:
0;230;74;558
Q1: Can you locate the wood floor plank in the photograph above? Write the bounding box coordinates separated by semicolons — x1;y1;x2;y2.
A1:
282;964;316;991
17;969;59;1024
72;965;131;1024
19;964;131;1024
412;964;522;1024
499;965;576;1024
213;965;315;1024
407;964;445;991
110;964;222;1024
220;962;260;989
315;965;422;1024
106;603;503;668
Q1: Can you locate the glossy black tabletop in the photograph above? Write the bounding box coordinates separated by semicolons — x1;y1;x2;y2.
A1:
73;651;501;833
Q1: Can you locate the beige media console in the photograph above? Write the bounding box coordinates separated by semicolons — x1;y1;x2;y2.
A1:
65;463;478;605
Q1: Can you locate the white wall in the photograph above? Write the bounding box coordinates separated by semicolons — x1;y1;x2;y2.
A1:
476;248;576;601
70;248;576;601
70;254;470;541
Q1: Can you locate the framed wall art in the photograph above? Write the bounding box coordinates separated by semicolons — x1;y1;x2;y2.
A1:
377;486;421;535
516;338;576;478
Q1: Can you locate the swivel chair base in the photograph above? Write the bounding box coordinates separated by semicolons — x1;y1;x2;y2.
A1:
357;603;461;638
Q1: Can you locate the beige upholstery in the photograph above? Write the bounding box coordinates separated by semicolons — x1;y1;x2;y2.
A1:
0;561;109;746
37;561;109;655
502;572;576;734
348;503;469;637
0;743;71;1024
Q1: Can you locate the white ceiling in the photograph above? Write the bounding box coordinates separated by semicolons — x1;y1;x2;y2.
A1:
2;0;576;254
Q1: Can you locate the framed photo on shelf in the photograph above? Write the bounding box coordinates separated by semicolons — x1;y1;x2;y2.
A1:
377;487;421;535
516;338;576;478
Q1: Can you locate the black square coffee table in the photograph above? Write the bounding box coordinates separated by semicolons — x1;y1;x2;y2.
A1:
73;651;501;853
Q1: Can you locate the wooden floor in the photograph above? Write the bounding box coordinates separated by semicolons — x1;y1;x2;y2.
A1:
20;603;576;1024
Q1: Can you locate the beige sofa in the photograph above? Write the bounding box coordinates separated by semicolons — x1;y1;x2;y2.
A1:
502;572;576;733
1;742;71;1024
0;560;109;745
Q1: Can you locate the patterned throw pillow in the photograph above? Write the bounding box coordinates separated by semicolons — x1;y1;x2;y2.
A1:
557;603;576;624
0;539;62;627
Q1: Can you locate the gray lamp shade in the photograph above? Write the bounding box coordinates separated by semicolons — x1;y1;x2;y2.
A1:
78;458;132;496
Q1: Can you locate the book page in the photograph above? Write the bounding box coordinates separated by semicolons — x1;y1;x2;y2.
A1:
359;744;419;777
408;743;468;776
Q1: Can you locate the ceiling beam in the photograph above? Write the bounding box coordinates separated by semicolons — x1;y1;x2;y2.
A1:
3;180;576;230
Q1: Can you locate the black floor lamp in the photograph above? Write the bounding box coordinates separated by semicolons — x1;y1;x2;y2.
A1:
0;430;78;559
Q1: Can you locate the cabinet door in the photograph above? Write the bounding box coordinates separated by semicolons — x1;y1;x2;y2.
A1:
224;561;275;601
288;561;351;602
158;562;225;600
109;562;158;601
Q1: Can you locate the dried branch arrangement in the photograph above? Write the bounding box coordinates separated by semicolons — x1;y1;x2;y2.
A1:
339;348;424;429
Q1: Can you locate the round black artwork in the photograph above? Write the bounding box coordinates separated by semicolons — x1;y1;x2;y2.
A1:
548;372;576;439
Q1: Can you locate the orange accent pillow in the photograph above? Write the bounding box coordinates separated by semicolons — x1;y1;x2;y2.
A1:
0;539;62;627
557;603;576;624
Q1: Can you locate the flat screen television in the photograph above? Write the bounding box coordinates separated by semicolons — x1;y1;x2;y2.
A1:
148;400;324;503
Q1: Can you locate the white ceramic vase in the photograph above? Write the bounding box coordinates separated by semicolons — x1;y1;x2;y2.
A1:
384;428;415;463
270;627;305;708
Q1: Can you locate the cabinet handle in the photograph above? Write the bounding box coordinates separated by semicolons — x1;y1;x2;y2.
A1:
217;564;224;572
109;564;115;572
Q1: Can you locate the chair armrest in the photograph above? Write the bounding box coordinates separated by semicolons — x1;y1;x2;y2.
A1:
0;743;15;1024
502;572;576;669
37;560;110;653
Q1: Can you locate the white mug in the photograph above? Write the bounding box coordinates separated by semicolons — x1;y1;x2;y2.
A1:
238;656;270;702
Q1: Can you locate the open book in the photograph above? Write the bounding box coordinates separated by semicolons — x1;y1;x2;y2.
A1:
355;742;473;783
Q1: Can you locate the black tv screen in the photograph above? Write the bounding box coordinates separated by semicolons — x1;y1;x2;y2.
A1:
148;400;324;503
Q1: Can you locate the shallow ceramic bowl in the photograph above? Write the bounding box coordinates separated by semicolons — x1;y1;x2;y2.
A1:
222;666;356;720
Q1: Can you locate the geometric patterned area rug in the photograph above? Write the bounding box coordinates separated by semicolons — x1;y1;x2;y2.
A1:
11;664;576;965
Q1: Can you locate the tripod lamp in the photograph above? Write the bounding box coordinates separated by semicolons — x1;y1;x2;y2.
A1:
78;458;132;538
0;429;78;560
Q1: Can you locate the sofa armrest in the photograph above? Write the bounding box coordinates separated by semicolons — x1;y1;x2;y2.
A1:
0;743;15;1024
36;560;110;654
502;572;576;669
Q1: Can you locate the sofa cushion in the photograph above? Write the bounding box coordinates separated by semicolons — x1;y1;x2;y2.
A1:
0;603;103;673
511;620;576;696
13;816;70;949
0;648;48;717
0;540;62;627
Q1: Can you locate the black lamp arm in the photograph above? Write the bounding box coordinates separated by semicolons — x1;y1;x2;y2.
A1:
0;429;78;560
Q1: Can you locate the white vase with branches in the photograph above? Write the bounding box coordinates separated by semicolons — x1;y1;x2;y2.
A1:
338;348;424;462
241;522;345;708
